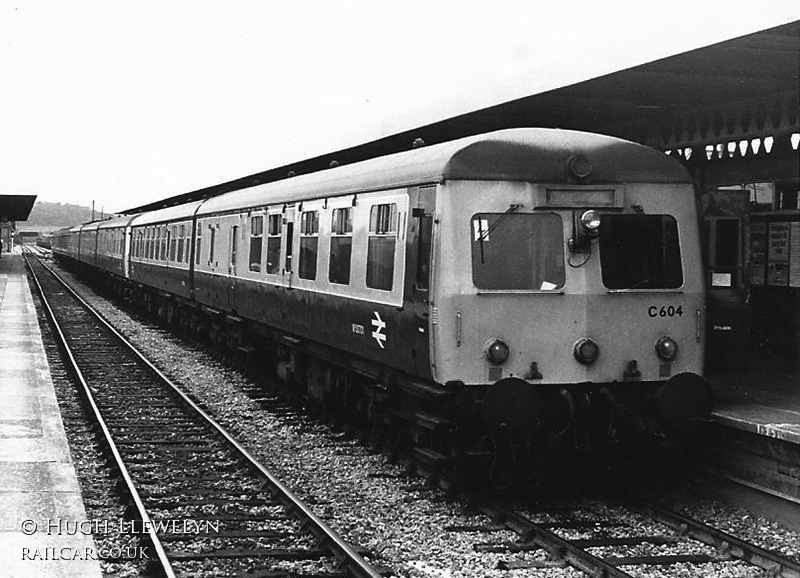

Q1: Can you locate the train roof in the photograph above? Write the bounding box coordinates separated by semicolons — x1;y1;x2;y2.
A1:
96;215;138;230
129;200;206;227
196;129;690;216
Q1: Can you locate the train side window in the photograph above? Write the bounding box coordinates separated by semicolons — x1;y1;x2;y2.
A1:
195;225;202;265
231;225;239;271
266;214;282;274
415;214;433;291
366;203;397;290
298;210;319;280
170;226;178;261
161;226;168;260
249;215;264;272
208;225;216;265
329;207;353;285
178;224;186;263
471;213;565;290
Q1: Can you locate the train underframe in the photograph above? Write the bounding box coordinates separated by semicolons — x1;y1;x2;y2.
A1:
70;259;711;490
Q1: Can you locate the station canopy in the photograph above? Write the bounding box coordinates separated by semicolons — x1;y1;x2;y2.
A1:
124;20;799;214
0;195;37;222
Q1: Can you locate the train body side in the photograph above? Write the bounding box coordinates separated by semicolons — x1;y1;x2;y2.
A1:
187;187;432;379
56;128;706;394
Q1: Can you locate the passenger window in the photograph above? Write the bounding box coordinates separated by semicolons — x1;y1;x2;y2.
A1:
266;214;282;274
163;228;170;261
471;213;566;290
178;224;186;263
329;208;352;285
230;225;238;269
299;211;319;280
195;225;201;265
249;215;264;272
208;226;216;264
416;214;433;291
170;226;178;261
366;204;397;290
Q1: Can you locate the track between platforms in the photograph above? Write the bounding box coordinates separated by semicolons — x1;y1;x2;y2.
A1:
24;250;386;578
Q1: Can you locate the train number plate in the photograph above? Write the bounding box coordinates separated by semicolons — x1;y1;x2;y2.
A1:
648;305;683;318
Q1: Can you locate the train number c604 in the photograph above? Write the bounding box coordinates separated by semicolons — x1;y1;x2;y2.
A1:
648;305;683;318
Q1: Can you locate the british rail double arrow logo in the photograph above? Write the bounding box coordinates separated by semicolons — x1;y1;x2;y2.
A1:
371;311;386;349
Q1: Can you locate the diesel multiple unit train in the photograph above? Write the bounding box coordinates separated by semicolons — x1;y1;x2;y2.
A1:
52;128;712;483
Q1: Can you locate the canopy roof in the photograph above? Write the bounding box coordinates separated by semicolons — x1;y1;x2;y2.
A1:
0;195;37;222
123;21;799;214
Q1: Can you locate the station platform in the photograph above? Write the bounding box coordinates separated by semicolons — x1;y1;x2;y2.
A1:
709;372;800;445
0;249;101;577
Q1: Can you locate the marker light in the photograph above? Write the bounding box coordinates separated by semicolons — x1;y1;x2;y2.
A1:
568;155;593;179
573;338;600;365
655;336;679;361
580;210;602;232
485;338;510;365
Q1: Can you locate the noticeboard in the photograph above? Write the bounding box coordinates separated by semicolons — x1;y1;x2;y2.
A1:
767;222;790;286
751;218;800;288
791;222;800;288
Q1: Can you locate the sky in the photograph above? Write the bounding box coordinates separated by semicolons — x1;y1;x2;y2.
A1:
1;1;798;215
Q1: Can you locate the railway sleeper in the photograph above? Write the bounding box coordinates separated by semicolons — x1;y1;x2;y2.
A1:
165;547;330;561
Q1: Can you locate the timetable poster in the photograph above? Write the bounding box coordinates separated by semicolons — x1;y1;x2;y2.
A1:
791;222;800;288
767;221;790;286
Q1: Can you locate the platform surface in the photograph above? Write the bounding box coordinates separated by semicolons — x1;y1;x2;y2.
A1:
0;249;102;577
709;371;800;445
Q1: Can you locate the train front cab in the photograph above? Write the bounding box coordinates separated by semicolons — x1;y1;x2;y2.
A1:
427;137;711;448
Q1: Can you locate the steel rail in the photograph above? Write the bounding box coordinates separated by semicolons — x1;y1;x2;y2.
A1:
628;498;800;578
476;500;636;578
24;251;177;578
27;251;384;578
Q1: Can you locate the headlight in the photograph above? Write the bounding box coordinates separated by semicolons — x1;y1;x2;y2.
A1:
485;338;510;364
655;336;679;361
573;338;600;365
580;210;601;232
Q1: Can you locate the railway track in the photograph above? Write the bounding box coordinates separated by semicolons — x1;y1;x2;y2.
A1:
25;249;386;578
31;247;800;577
228;347;800;577
452;494;800;577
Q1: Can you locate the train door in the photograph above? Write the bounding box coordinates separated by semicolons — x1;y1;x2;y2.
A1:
123;225;131;278
226;217;243;312
282;205;296;288
408;185;436;376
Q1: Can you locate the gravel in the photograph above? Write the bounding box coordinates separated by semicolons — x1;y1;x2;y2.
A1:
43;261;800;578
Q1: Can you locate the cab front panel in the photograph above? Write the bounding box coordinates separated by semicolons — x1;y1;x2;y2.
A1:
431;179;703;387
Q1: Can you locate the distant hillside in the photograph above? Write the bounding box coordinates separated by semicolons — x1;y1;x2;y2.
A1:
17;201;99;233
